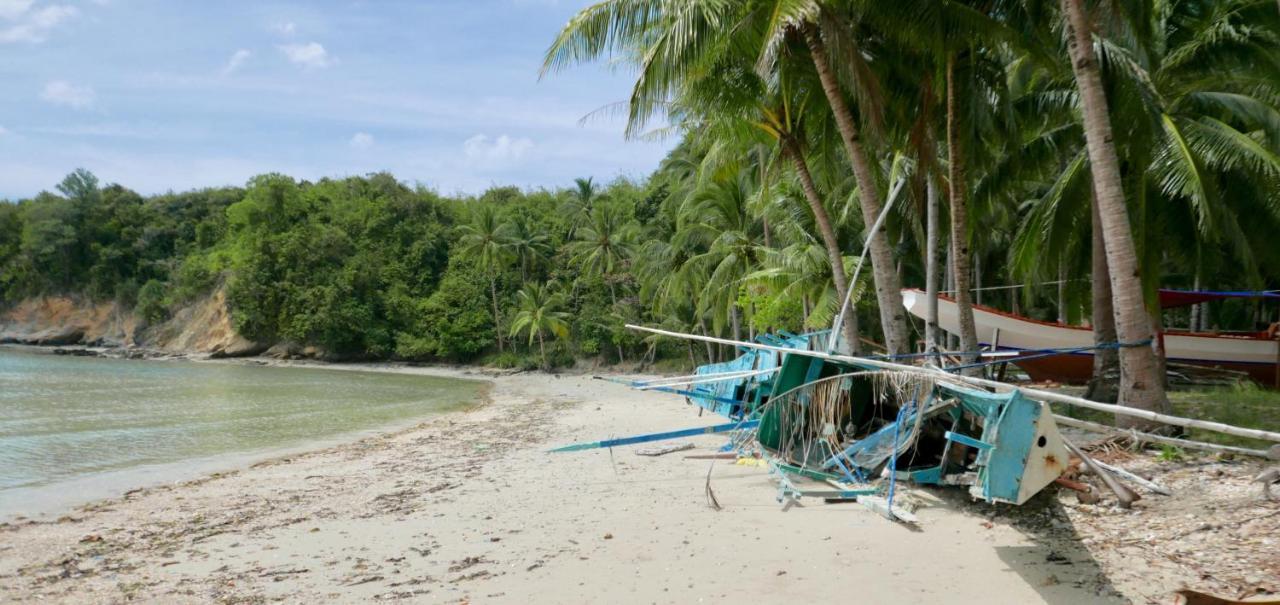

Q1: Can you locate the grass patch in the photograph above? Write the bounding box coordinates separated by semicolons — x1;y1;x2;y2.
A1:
1056;382;1280;450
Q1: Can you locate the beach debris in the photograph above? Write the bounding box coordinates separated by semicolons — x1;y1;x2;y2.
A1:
683;452;739;460
1174;589;1280;605
1093;459;1172;496
704;463;721;511
635;442;695;456
1066;440;1140;508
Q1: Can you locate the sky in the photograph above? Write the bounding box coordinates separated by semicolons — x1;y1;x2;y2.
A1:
0;0;674;199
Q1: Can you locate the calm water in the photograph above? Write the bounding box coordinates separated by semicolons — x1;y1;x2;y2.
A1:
0;347;483;517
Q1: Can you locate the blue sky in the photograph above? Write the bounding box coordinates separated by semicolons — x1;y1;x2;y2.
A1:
0;0;673;199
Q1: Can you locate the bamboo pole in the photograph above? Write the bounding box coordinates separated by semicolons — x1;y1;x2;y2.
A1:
1053;415;1278;459
626;324;1280;444
635;368;776;390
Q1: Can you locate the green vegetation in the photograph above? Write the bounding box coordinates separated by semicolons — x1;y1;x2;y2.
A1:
2;0;1279;393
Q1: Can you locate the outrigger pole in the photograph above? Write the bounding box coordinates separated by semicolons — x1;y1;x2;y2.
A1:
548;420;760;453
626;324;1280;448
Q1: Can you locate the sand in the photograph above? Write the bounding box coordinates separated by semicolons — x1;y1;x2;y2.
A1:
0;362;1224;604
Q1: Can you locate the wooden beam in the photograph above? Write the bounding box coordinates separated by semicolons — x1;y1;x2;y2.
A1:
1053;415;1278;460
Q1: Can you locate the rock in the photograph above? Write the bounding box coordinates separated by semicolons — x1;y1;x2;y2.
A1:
209;338;268;359
34;325;85;346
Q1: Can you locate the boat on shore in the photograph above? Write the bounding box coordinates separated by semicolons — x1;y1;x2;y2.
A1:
900;288;1280;387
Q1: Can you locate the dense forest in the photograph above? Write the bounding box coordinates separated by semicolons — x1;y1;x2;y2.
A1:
2;0;1279;416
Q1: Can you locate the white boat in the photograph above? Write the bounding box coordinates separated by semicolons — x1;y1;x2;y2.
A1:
900;288;1280;386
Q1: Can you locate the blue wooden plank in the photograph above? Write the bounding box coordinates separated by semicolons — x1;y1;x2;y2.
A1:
944;431;994;450
548;420;761;453
980;391;1040;502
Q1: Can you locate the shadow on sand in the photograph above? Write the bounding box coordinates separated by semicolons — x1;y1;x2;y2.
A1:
931;487;1128;604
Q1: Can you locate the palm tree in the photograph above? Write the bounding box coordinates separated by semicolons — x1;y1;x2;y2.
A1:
569;203;638;361
509;283;571;369
455;205;515;353
1060;0;1169;421
506;213;552;281
758;2;911;355
675;166;763;341
542;0;864;353
561;177;598;238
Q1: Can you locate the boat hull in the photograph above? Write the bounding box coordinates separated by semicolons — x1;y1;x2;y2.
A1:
901;289;1280;387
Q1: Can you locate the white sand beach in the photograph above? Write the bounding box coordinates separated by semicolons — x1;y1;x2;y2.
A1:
1;362;1272;604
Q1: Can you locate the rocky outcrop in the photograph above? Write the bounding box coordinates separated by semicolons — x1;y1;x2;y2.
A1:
0;298;135;347
0;287;265;357
145;288;265;358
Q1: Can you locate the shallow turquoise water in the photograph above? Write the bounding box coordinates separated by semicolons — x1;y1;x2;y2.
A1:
0;347;482;514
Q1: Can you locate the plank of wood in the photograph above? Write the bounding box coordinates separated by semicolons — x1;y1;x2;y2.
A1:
635;442;696;457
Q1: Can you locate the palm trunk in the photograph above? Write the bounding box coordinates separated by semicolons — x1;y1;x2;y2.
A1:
802;26;909;356
538;332;547;370
1189;273;1201;330
490;276;504;353
925;174;942;356
608;281;624;363
946;54;980;373
1086;199;1119;402
1062;0;1170;424
730;304;742;343
973;254;983;307
944;242;958;350
781;136;860;355
698;316;716;363
1057;263;1069;324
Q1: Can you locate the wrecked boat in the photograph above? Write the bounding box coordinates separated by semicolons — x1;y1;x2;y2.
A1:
757;353;1069;505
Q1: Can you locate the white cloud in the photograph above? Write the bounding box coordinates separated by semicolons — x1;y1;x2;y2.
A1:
279;42;330;69
0;3;76;43
463;134;534;164
271;21;295;36
220;49;250;76
349;132;374;150
40;80;94;109
0;125;9;136
0;0;34;19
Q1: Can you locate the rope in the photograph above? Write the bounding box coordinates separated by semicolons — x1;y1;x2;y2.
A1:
943;338;1153;373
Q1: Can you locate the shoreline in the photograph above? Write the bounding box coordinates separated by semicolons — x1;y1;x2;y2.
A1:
0;351;1275;603
0;351;499;523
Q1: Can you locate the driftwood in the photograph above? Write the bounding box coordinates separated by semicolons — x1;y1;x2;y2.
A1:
1065;440;1140;508
1054;415;1278;460
1092;459;1172;496
635;442;695;457
626;325;1280;445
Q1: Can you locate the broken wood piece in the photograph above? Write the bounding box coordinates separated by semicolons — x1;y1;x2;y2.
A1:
635;442;695;457
1054;477;1092;493
857;495;918;523
682;452;739;460
1092;459;1172;496
1065;440;1139;509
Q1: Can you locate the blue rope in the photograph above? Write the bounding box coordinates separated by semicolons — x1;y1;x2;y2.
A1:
866;338;1153;363
943;338;1153;373
885;396;912;514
